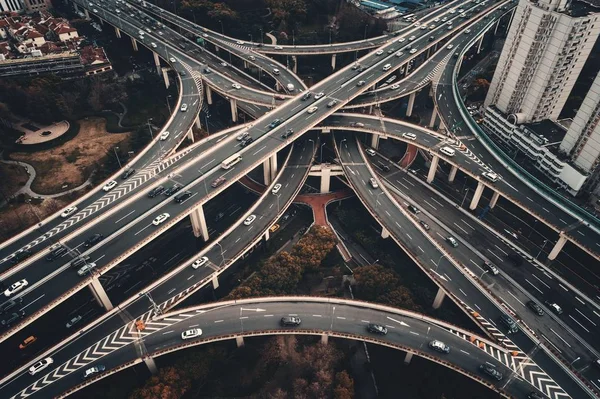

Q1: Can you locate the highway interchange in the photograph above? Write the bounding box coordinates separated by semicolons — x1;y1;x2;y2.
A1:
1;0;600;397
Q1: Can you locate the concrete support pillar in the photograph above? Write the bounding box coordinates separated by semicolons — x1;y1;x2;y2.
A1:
432;287;445;309
331;53;336;70
320;168;331;194
406;92;416;117
190;205;209;241
494;19;501;35
230;98;238;122
264;230;270;242
426;47;431;59
153;52;161;75
205;84;213;105
236;336;244;347
477;35;484;54
115;26;121;38
321;334;329;344
370;134;380;150
131;37;138;51
162;68;170;89
292;55;298;74
427;155;439;183
84;9;89;19
469;181;485;211
448;165;458;183
212;274;219;290
489;191;500;209
381;227;390;239
276;81;281;92
89;275;114;310
269;153;278;182
548;234;568;261
195;114;201;129
404;352;414;365
263;159;272;185
143;356;158;375
429;107;438;128
508;9;516;30
187;127;194;143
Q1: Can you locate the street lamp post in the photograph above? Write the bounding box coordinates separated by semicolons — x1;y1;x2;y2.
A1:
460;188;470;208
260;28;264;44
219;20;224;34
320;142;326;163
528;219;538;239
434;254;447;272
535;240;549;260
113;147;122;168
147;118;154;140
165;95;172;114
216;241;226;266
308;139;315;159
248;33;253;44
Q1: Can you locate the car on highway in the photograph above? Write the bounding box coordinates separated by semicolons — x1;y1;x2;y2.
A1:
464;29;471;34
545;301;563;315
357;80;366;87
45;245;66;261
446;44;454;50
61;206;78;218
268;119;282;129
301;92;312;101
397;37;405;42
211;176;227;188
220;62;228;67
409;48;417;54
82;365;106;379
482;260;499;275
272;68;280;75
327;100;338;108
280;316;301;326
446;236;458;248
395;51;403;57
244;214;257;225
169;57;176;63
191;256;209;269
526;301;545;316
70;255;90;269
203;67;211;73
269;224;280;233
181;328;202;340
4;279;28;297
148;185;165;198
409;35;416;41
482;171;500;182
352;64;360;70
274;46;283;50
236;40;244;45
248;55;256;61
314;92;324;100
272;183;282;194
164;184;182;196
11;250;32;265
66;315;82;328
281;128;294;138
349;122;365;128
237;131;250;141
365;148;376;156
420;25;427;30
152;213;170;226
419;220;430;231
407;204;420;214
499;314;519;333
103;180;117;192
367;323;388;335
1;311;24;327
0;298;22;315
160;131;170;141
402;132;417;140
307;106;318;114
527;392;545;399
428;340;450;353
232;83;241;90
240;136;254;147
390;84;400;90
29;357;53;375
175;191;193;203
479;364;503;381
77;262;96;276
369;178;379;189
387;48;395;54
121;169;135;179
19;335;37;350
376;50;383;55
180;103;188;112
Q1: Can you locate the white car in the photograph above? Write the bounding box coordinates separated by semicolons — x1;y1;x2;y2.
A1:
447;44;454;50
272;183;282;194
232;83;241;90
244;214;256;225
397;37;405;43
420;25;427;30
103;180;117;192
152;213;170;226
4;279;28;297
169;57;176;63
410;48;417;54
365;148;376;156
61;206;78;218
248;55;256;61
220;62;228;67
314;92;324;100
434;18;440;23
369;178;379;189
482;171;500;182
395;51;403;57
237;131;249;141
402;132;417;140
464;29;471;34
409;35;416;41
29;358;53;375
181;328;202;340
375;50;384;56
191;256;209;269
180;103;188;112
77;262;96;276
274;45;283;50
151;42;157;48
236;40;244;45
390;84;400;90
160;131;170;141
307;106;318;114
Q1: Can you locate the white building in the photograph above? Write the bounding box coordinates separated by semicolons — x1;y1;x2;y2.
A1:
0;0;24;13
560;71;600;193
484;0;600;124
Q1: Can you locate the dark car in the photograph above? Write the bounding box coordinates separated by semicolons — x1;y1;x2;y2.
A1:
499;314;518;334
214;212;225;222
428;340;450;353
45;246;67;261
268;119;282;129
367;323;388;335
84;234;104;248
526;301;544;316
211;177;227;188
301;92;312;101
1;310;25;328
82;365;106;379
381;164;391;172
280;316;301;326
70;255;90;269
428;35;434;41
11;250;32;265
527;392;544;399
281;128;294;139
148;185;165;198
175;191;193;203
164;184;182;196
479;364;503;381
0;297;22;314
407;205;420;215
240;136;254;147
507;252;523;266
419;220;430;231
121;169;135;180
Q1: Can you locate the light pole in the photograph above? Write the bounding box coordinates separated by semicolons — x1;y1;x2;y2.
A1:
320;142;326;163
460;188;470;208
375;191;385;210
165;95;172;114
308;139;315;158
571;356;581;367
276;193;281;213
216;241;226;266
219;20;224;34
260;28;264;44
292;30;295;46
364;24;369;40
330;305;336;330
434;254;448;272
204;114;210;134
479;269;488;279
248;33;253;44
113;146;122;168
147;118;154;140
535;240;549;260
340;138;347;147
528;219;538;239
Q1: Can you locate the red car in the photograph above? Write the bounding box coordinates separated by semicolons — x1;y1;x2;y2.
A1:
211;177;227;188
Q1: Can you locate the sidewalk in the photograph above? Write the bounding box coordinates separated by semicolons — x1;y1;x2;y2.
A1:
399;144;418;168
295;189;354;226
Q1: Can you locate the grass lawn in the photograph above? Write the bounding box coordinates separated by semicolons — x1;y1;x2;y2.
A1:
0;162;29;197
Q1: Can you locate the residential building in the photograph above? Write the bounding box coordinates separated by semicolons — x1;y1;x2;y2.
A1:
0;0;24;13
484;0;600;124
23;0;51;13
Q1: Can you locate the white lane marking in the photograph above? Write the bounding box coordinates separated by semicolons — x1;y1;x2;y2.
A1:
459;289;467;296
575;309;597;327
461;219;475;230
361;320;370;323
423;200;437;210
530;274;550;289
493;245;508;256
593;310;600;319
406;233;412;240
575;297;585;305
453;222;469;234
263;315;274;317
167;288;176;295
115;210;136;224
431;198;444;207
558;283;569;292
252;145;267;155
568;315;590;333
162;330;175;335
524;279;544;294
507;291;525;307
418;246;424;253
486;249;503;262
187;275;194;280
134;224;152;236
337;316;346;320
550;328;572;347
409;331;419;336
214;320;224;323
474;304;481;311
200;159;215;169
239;316;249;320
460;350;470;355
313;315;322;317
20;294;45;311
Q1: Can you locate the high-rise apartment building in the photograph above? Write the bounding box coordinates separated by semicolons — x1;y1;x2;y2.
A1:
484;0;600;124
560;70;600;193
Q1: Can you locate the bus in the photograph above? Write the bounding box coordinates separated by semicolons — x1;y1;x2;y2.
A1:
385;75;397;85
221;153;242;169
403;14;415;21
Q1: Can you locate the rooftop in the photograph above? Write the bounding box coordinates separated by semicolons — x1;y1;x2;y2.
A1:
567;0;600;17
523;119;567;144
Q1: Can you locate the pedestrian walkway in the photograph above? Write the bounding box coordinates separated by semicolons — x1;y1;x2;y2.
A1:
399;144;419;168
295;189;354;226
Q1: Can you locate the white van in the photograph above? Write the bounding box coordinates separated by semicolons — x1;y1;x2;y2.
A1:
482;171;500;182
440;146;455;157
273;68;280;75
286;83;295;91
382;63;392;71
